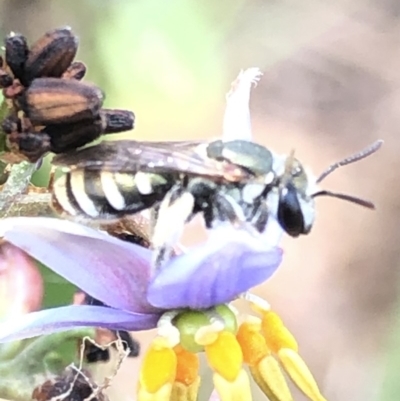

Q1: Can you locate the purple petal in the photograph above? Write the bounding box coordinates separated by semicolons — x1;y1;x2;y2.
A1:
147;226;283;310
0;218;158;314
0;305;161;343
0;217;114;240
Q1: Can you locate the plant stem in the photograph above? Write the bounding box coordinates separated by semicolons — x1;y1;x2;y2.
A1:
0;328;95;401
0;191;54;218
0;162;37;215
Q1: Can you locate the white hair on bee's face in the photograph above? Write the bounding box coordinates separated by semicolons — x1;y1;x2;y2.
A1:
222;68;263;142
261;208;284;247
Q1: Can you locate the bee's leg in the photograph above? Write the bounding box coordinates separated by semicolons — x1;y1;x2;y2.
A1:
151;184;195;270
249;199;269;233
147;206;159;241
211;192;246;227
47;165;57;191
211;192;264;237
104;215;151;248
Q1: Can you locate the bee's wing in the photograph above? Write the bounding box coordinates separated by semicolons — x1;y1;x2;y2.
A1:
53;140;250;182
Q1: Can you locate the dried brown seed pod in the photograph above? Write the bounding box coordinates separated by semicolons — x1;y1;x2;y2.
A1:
45;119;103;153
3;79;24;98
25;27;78;83
1;115;50;162
0;70;13;88
1;115;20;134
32;366;109;401
62;61;86;81
5;32;29;84
0;54;13;88
45;108;135;153
20;77;104;125
7;131;51;163
100;108;135;133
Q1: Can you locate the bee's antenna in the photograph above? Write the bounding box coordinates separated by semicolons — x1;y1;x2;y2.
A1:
312;190;375;209
316;140;383;184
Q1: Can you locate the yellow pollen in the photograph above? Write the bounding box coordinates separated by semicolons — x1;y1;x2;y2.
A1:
174;345;200;386
204;331;243;382
261;311;298;353
236;321;270;366
139;337;177;394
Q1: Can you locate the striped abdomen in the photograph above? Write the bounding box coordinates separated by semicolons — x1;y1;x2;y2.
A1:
52;168;175;220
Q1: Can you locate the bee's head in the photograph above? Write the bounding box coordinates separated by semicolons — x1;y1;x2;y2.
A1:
272;140;382;237
272;152;315;237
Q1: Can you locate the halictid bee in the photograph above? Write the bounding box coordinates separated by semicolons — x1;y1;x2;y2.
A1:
51;138;382;266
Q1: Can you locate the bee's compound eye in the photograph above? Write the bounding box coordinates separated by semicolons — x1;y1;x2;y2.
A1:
277;183;305;237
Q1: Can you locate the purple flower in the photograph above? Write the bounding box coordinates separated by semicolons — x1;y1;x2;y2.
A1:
0;217;282;342
0;67;276;343
0;68;330;401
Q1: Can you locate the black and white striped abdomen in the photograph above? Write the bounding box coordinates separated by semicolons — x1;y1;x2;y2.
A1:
52;168;175;220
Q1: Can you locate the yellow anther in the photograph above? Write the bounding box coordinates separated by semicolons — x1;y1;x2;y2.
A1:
278;348;327;401
137;383;172;401
205;331;243;382
261;311;298;353
250;367;281;401
174;345;200;386
236;320;270;366
139;337;177;394
250;355;293;401
171;377;201;401
213;369;252;401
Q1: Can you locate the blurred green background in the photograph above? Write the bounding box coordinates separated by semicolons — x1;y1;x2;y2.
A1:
1;1;400;400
